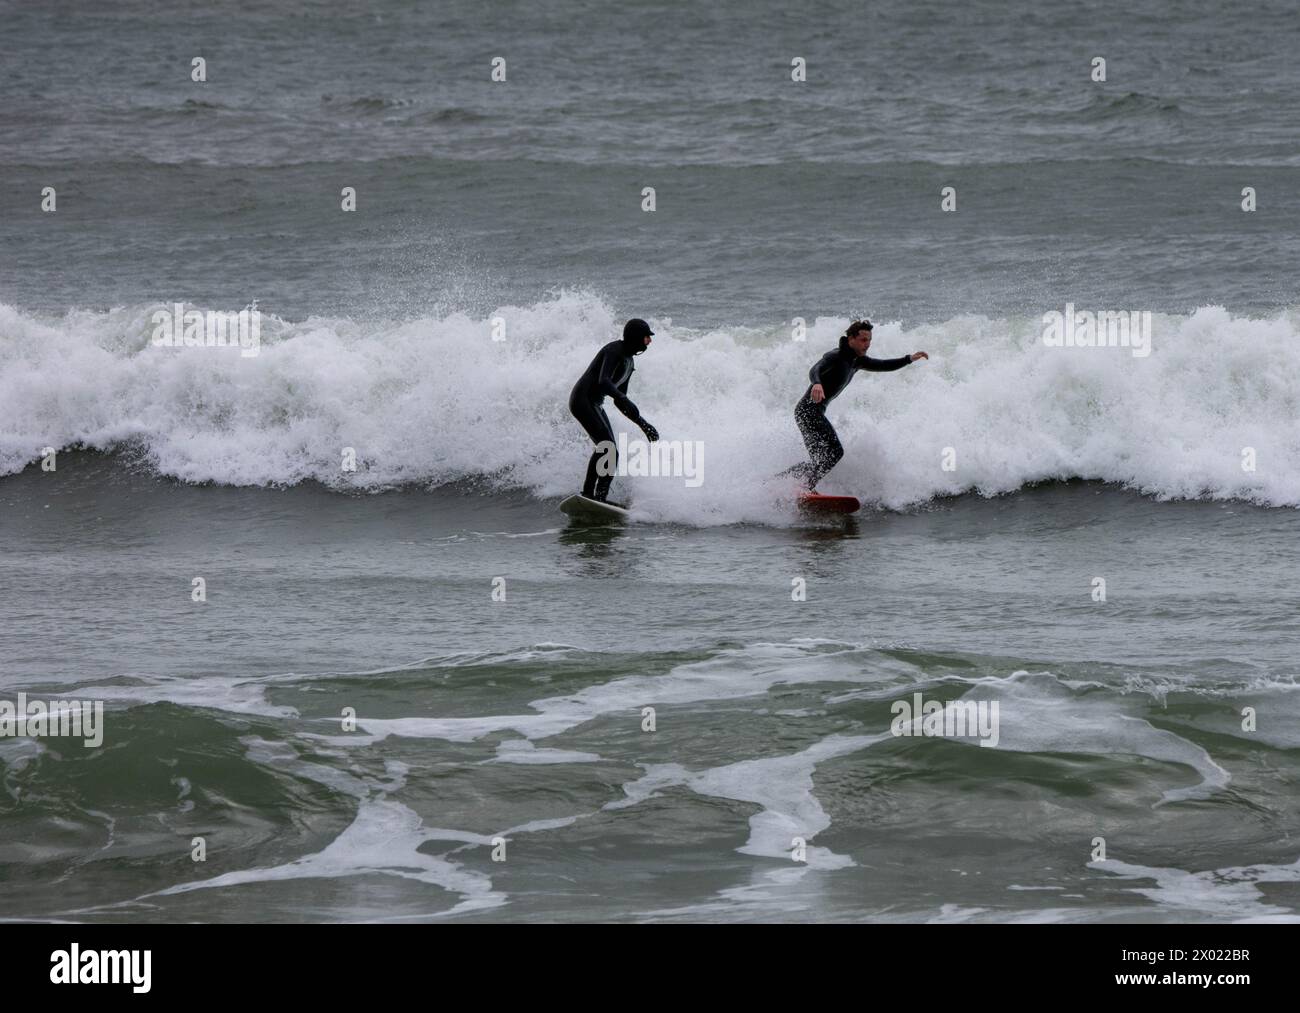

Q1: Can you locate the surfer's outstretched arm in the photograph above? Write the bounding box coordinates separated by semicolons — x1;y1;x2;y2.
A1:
856;354;913;371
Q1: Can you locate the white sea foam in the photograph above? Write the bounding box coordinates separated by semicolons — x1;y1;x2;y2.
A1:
145;743;507;918
2;297;1297;522
1091;855;1300;921
310;641;910;746
610;732;888;869
955;672;1231;804
153;794;507;918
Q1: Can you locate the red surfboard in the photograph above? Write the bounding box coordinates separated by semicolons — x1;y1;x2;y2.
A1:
798;493;861;514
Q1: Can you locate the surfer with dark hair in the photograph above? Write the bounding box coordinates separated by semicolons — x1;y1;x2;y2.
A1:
786;320;928;490
568;318;660;503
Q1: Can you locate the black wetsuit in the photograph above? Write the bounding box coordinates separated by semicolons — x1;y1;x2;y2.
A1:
569;337;646;498
789;336;911;489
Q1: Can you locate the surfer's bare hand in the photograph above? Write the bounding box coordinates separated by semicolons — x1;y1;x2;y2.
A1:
910;352;929;361
810;383;825;402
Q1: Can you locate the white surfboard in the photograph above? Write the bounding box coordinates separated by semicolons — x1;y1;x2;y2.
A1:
559;493;630;521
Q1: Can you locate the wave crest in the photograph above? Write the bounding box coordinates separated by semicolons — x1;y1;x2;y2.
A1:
2;295;1297;519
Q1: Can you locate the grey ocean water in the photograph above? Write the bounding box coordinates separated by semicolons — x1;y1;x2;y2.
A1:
2;0;1300;922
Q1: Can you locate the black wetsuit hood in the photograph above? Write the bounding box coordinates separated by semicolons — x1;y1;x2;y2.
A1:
621;318;652;356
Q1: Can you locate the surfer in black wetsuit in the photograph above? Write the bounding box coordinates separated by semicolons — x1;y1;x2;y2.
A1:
569;318;660;502
786;320;928;490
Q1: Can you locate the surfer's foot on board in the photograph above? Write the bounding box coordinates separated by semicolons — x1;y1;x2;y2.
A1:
777;460;820;492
